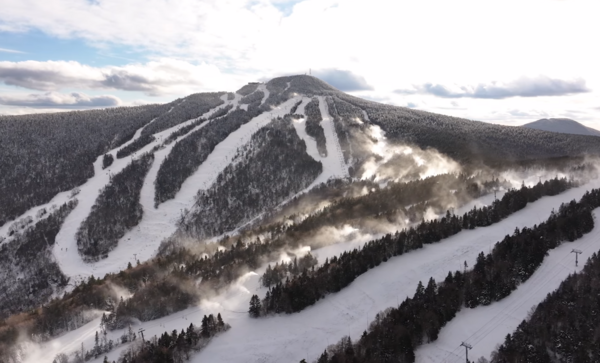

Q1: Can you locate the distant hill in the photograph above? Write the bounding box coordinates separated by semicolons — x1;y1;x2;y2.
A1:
522;118;600;137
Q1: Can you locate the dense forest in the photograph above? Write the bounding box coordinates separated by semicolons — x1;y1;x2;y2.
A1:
334;92;600;165
154;97;264;206
76;153;154;261
253;177;574;315
304;97;327;156
116;93;226;158
0;200;77;319
236;82;259;96
491;251;600;362
326;96;370;174
0;104;167;227
181;115;323;238
312;188;600;363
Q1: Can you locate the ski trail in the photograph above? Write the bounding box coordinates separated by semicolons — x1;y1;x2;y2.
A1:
257;83;270;106
189;178;600;363
415;208;600;363
53;95;237;283
56;96;299;282
230;96;349;234
34;180;600;363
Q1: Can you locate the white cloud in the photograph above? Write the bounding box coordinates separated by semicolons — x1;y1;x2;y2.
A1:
0;59;236;95
0;91;121;108
395;76;590;99
0;0;598;124
0;47;24;54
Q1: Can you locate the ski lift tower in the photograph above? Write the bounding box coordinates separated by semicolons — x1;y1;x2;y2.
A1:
571;249;582;266
460;342;472;363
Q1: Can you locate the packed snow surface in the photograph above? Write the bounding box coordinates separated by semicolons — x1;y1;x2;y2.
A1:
415;206;600;362
52;95;306;284
35;178;600;363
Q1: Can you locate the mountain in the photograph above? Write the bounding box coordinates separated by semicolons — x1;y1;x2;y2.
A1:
1;75;600;363
522;117;600;137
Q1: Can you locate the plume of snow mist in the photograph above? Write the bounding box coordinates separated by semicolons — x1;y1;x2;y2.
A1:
358;125;461;183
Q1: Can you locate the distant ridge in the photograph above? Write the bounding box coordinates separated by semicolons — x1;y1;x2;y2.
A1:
522;118;600;137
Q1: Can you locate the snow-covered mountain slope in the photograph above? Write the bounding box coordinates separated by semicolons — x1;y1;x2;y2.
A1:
31;178;599;363
4;75;600;363
415;207;600;362
522;117;600;137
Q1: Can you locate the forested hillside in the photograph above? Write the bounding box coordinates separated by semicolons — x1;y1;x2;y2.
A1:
2;75;600;363
76;153;154;261
182;115;322;238
0;104;166;226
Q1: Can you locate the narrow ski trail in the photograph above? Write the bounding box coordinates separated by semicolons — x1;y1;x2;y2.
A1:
415;209;600;363
52;94;236;283
188;178;600;363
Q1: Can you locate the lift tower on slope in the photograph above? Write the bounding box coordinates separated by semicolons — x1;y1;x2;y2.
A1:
460;342;472;363
571;249;582;266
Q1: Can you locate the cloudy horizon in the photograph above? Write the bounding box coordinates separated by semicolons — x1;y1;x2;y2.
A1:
0;0;598;128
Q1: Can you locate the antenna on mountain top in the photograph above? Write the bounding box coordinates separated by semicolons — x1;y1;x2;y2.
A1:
309;68;311;75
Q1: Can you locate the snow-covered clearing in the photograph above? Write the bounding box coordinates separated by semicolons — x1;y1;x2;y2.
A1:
290;96;348;188
416;208;600;363
52;94;238;284
32;178;600;363
57;96;301;282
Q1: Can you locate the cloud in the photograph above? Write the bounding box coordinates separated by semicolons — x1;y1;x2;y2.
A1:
0;47;24;54
0;91;121;108
312;69;373;91
394;76;590;99
0;59;230;96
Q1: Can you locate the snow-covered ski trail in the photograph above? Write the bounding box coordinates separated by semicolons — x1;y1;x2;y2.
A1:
32;179;599;363
415;208;600;363
187;178;600;363
52;94;237;283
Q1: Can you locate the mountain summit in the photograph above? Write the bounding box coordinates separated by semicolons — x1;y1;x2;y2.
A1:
522;118;600;137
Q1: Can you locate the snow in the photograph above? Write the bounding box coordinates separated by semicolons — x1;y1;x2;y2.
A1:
52;95;238;284
289;96;349;189
191;178;600;363
415;208;600;363
257;83;270;106
31;177;600;363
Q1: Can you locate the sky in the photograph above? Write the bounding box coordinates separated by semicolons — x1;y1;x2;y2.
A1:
0;0;599;127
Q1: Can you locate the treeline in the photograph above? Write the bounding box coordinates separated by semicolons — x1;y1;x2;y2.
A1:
116;92;226;158
237;82;259;96
154;97;264;206
314;188;600;363
335;92;600;165
52;314;228;363
279;173;503;249
262;75;338;108
491;252;600;362
304;97;327;157
0;103;166;227
117;314;228;363
116;134;155;158
254;177;573;315
0;200;77;320
261;253;319;287
239;90;264;105
327;96;371;176
181;116;323;239
102;154;114;169
76;153;154;261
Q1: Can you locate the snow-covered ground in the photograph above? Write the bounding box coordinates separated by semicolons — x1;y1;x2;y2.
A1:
32;177;598;363
52;95;305;283
289;96;348;188
51;95;238;284
416;208;600;362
